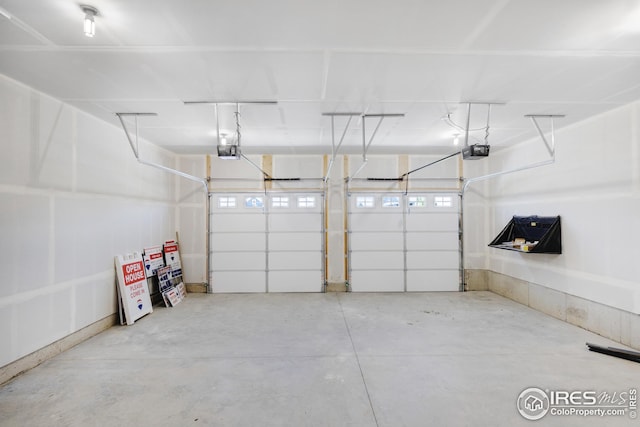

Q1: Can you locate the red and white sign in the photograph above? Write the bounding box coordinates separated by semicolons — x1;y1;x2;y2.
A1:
115;252;153;325
122;260;145;285
143;245;165;277
163;240;182;279
163;240;181;268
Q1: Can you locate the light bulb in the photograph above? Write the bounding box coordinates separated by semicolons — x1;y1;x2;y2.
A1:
81;6;98;38
84;15;95;37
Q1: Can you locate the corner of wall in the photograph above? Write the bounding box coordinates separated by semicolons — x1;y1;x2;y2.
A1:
465;269;488;291
484;270;640;350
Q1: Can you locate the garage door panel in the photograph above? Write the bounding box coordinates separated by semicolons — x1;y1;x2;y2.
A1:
349;213;403;232
351;251;404;270
210;192;323;293
269;232;321;251
211;272;266;293
269;213;320;232
407;194;459;211
350;232;404;251
268;271;322;292
211;214;265;232
406;232;459;251
270;251;320;270
406;251;459;269
348;193;404;291
211;252;266;270
406;213;458;231
406;270;460;292
349;271;404;292
210;233;266;252
348;192;460;292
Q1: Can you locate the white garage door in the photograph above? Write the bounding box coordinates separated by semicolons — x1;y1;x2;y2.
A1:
348;192;460;292
209;192;324;293
348;193;405;292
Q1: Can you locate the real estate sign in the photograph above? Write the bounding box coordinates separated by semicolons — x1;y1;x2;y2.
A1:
115;252;153;325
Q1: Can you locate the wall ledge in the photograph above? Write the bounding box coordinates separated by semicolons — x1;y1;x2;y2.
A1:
185;283;208;293
467;269;640;350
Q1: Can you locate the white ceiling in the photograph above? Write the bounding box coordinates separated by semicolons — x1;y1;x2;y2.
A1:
2;0;640;155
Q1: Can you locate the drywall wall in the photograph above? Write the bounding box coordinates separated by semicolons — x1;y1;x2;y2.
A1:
482;103;640;314
460;158;491;276
176;156;207;285
0;75;177;368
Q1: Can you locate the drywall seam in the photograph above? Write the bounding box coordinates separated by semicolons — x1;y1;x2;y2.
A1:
0;184;176;205
489;189;637;204
488;252;637;289
0;270;112;308
48;194;55;288
71;109;77;192
633;103;639;194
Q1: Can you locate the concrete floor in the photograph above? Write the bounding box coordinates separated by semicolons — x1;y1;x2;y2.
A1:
1;291;638;426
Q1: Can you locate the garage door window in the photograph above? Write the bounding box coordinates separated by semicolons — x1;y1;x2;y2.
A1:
272;196;289;208
218;196;236;208
245;196;264;208
408;196;426;207
434;196;453;208
356;196;375;208
297;196;316;208
382;196;400;207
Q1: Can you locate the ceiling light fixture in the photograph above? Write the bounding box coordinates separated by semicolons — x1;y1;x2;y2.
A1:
80;5;99;38
453;133;460;146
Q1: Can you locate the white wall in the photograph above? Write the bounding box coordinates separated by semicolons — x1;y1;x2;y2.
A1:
176;156;207;284
0;75;177;368
461;158;491;273
480;103;640;314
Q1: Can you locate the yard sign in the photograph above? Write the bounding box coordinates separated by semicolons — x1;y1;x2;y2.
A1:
115;252;153;325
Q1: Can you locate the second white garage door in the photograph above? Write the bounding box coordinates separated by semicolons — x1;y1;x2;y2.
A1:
348;192;460;292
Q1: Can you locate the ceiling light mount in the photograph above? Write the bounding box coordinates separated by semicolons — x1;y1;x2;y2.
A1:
80;5;99;38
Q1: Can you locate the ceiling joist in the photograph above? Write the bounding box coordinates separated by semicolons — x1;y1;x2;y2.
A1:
183;101;278;105
525;114;566;157
323;112;363;182
115;112;208;191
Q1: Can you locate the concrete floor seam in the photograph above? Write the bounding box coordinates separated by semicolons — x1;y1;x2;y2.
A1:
55;354;359;362
336;293;381;427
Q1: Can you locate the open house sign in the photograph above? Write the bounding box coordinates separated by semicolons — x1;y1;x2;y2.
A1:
115;253;153;325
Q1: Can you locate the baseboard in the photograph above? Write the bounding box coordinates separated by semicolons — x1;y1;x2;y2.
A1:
0;314;118;385
465;269;489;291
326;282;348;292
480;269;640;350
186;283;208;293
